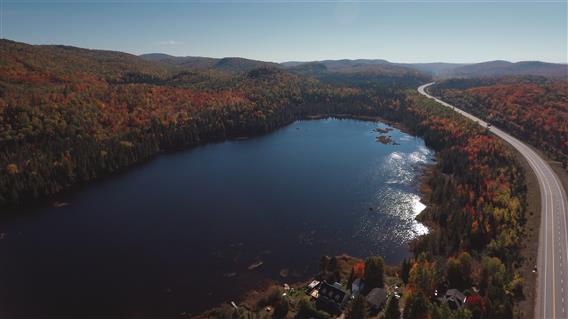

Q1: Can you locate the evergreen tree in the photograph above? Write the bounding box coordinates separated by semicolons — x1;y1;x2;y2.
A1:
346;295;367;319
363;256;385;292
403;292;431;319
384;296;401;319
401;258;412;285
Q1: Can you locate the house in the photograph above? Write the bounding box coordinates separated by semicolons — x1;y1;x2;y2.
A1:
365;288;387;311
306;280;321;299
439;289;467;310
307;280;321;291
315;281;349;314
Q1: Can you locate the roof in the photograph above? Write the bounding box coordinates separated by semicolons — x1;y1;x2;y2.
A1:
439;289;467;309
308;280;321;289
318;282;348;305
445;289;466;302
366;288;387;308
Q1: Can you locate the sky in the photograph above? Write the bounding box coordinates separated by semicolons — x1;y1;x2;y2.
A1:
1;0;567;63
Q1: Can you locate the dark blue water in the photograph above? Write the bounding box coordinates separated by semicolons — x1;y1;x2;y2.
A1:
0;118;433;318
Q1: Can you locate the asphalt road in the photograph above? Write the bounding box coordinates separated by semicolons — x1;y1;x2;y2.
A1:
418;82;568;319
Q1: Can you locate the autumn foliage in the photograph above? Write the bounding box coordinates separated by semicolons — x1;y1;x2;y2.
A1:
0;39;530;318
389;94;527;319
432;78;568;169
0;40;388;205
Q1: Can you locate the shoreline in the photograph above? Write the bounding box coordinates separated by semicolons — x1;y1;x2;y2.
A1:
191;117;435;318
3;114;419;215
192;255;406;318
304;113;416;137
3;115;433;318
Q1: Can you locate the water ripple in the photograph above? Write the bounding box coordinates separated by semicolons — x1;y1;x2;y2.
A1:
356;146;432;252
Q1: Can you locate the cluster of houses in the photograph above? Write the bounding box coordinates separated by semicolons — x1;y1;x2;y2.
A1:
302;261;482;316
305;279;389;315
304;262;391;315
305;280;480;316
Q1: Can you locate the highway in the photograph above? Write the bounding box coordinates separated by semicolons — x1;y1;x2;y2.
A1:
418;82;568;319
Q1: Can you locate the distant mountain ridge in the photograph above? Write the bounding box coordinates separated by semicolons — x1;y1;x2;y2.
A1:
283;59;465;75
281;59;567;78
140;53;280;73
399;62;467;75
440;60;568;78
140;50;566;79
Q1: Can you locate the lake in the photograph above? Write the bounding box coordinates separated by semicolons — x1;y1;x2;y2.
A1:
0;118;433;318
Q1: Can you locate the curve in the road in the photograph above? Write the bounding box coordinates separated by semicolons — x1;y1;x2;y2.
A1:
418;82;568;319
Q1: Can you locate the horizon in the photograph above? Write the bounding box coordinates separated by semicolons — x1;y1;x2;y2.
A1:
1;1;566;64
2;37;567;65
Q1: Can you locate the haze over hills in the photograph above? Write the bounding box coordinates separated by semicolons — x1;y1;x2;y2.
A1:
282;59;567;78
439;60;568;78
139;51;431;87
141;52;567;79
3;38;563;85
398;62;467;75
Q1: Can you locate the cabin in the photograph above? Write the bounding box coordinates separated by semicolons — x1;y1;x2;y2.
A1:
438;289;467;310
314;282;349;314
307;280;321;291
306;280;321;299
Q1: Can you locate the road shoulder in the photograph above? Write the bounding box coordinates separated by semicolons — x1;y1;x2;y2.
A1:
506;142;541;319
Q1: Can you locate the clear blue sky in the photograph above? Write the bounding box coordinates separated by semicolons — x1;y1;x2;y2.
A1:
1;0;567;63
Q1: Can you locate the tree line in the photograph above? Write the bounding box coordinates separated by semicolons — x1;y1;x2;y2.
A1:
430;77;568;169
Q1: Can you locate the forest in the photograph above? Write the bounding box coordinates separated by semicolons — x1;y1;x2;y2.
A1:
203;87;528;319
0;39;532;318
429;77;568;169
0;39;414;206
397;94;527;319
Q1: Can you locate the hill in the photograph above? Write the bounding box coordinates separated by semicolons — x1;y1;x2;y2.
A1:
283;60;465;76
285;59;567;78
440;60;567;78
401;62;467;75
212;57;281;73
140;54;280;74
0;39;174;83
0;39;389;206
283;59;431;89
283;59;390;71
139;53;218;70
